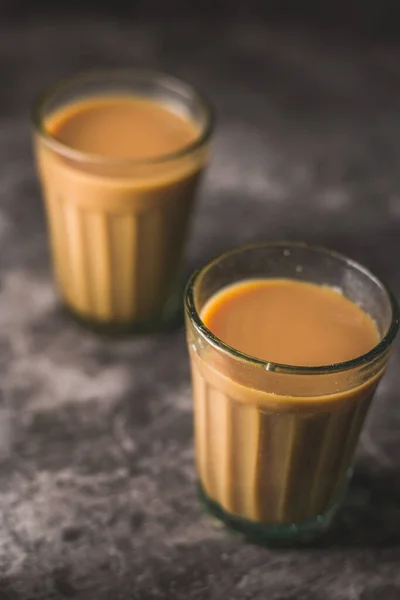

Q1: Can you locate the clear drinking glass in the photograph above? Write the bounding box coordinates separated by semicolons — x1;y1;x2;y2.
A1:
32;68;213;333
184;242;399;544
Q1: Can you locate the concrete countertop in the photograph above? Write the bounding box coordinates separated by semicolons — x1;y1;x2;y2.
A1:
1;16;400;599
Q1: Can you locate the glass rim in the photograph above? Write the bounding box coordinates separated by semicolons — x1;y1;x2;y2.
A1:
184;241;400;375
31;67;214;166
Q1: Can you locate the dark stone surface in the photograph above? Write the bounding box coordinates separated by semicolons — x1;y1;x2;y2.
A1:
1;15;400;599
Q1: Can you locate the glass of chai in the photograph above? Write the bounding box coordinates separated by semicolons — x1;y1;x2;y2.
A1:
32;69;213;333
184;242;399;544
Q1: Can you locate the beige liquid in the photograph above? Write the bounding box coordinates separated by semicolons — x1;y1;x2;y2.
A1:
35;95;207;325
191;279;380;524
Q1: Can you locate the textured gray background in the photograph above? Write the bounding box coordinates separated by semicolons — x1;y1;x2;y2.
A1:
1;16;400;599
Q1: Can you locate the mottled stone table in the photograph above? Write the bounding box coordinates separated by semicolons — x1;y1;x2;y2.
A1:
1;17;400;599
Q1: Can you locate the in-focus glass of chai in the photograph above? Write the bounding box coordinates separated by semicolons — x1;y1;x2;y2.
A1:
184;243;399;543
33;68;213;333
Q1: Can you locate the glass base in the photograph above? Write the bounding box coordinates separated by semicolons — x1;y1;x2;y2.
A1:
198;483;341;546
61;288;183;336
